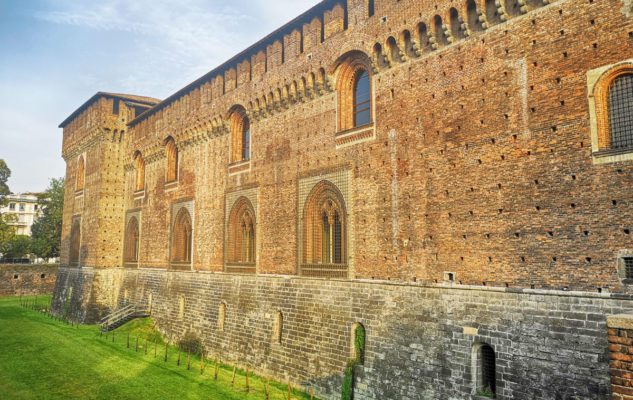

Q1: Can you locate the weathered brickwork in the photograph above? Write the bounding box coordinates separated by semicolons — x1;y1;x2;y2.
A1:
0;265;58;296
608;315;633;400
54;267;633;399
55;0;633;398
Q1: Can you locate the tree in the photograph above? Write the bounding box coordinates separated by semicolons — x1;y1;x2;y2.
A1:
0;235;30;259
30;178;64;259
0;159;10;207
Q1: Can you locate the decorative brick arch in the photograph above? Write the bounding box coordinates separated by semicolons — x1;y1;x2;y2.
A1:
592;63;633;150
302;180;347;268
334;51;373;132
171;207;192;267
226;196;256;267
123;216;140;265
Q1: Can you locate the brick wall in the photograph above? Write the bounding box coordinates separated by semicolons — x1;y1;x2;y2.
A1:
54;267;633;399
608;315;633;400
0;265;58;296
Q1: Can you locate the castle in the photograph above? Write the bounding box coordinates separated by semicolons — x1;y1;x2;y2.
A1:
53;0;633;398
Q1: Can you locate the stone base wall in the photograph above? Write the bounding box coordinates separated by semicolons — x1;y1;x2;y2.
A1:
0;265;58;296
53;267;633;400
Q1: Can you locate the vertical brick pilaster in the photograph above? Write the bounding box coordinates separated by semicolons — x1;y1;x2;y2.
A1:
608;315;633;400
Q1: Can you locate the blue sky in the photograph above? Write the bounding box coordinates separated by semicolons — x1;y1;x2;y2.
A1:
0;0;319;193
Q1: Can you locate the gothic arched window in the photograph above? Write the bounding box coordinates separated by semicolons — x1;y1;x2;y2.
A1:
229;107;250;163
302;181;347;276
226;197;256;273
69;217;81;267
171;207;192;266
336;52;373;132
75;156;85;192
134;152;145;192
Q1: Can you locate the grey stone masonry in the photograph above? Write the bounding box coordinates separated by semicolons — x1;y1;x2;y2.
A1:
53;267;633;399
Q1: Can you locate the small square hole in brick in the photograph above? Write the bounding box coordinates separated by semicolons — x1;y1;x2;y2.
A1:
13;274;18;280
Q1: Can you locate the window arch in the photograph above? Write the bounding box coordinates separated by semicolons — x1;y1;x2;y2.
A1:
466;0;485;32
164;137;178;183
171;207;192;266
336;51;373;132
472;343;496;397
302;180;347;270
134;152;145;192
591;64;633;154
69;217;81;267
226;197;256;270
123;216;140;265
75;156;85;192
229;106;250;163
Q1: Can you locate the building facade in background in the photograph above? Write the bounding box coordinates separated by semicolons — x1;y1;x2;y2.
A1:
1;194;42;236
53;1;633;398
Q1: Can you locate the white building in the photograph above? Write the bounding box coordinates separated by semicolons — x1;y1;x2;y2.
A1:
1;194;42;236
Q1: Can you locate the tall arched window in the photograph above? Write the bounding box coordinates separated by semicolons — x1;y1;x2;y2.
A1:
165;137;178;183
302;181;347;276
123;216;140;265
134;152;145;192
336;52;373;132
475;344;496;397
367;0;374;17
69;217;81;267
75;156;85;192
608;74;633;150
171;207;192;266
229;106;250;163
226;197;256;272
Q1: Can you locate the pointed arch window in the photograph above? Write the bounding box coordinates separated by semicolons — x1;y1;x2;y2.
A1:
226;197;256;274
354;71;371;128
134;152;145;192
301;181;347;277
171;207;192;267
123;216;140;266
165;137;178;183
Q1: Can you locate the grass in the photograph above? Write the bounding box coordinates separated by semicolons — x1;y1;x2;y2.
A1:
0;296;314;400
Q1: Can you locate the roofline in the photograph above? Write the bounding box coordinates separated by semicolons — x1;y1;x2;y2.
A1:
128;0;346;128
59;92;161;128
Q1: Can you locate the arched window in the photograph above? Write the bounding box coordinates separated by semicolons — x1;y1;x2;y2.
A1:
590;64;633;156
165;137;178;183
226;197;256;272
229;107;250;162
336;51;373;132
75;156;85;192
302;181;347;276
171;207;192;266
134;152;145;192
485;0;502;25
608;74;633;150
449;8;465;39
217;302;226;331
123;216;140;265
69;217;81;267
472;343;497;397
433;15;449;46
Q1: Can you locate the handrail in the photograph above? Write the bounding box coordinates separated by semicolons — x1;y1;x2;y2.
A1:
100;303;151;331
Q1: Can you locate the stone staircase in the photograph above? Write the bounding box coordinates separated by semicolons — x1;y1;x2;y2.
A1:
100;303;149;332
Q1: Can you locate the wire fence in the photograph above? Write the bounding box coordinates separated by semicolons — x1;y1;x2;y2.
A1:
19;296;317;400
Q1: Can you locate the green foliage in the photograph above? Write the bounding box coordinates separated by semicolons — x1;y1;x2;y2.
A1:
0;297;314;400
0;235;31;259
476;387;495;398
178;331;203;355
31;177;64;258
0;159;10;207
341;324;366;400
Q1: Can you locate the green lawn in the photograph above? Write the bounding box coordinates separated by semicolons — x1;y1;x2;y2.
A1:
0;296;314;400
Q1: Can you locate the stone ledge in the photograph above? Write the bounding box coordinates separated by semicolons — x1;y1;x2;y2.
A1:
608;314;633;330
